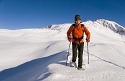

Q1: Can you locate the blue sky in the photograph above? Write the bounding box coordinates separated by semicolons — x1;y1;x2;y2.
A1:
0;0;125;29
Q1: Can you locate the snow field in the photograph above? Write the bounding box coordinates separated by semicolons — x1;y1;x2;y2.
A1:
0;19;125;81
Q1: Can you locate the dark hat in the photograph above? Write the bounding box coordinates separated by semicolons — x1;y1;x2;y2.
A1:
74;15;81;21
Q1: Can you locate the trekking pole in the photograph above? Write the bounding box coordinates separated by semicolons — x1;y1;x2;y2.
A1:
66;42;71;66
87;42;89;64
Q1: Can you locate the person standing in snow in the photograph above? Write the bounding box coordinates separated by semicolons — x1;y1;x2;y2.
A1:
67;15;90;70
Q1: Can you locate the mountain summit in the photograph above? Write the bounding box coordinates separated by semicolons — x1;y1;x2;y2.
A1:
96;19;125;35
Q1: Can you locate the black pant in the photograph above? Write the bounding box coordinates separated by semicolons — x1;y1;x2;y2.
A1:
72;42;84;68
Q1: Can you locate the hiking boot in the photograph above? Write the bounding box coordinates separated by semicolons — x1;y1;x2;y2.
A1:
70;62;76;67
77;67;83;70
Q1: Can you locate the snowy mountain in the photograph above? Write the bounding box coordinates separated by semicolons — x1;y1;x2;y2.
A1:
96;19;125;35
46;24;71;30
48;19;125;36
0;19;125;81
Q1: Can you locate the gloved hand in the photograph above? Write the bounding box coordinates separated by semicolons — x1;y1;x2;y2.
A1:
68;38;72;42
86;37;90;42
68;37;72;42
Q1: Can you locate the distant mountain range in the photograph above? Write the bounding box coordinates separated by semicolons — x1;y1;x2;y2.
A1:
47;19;125;36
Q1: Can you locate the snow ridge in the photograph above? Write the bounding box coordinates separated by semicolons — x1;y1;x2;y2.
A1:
96;19;125;35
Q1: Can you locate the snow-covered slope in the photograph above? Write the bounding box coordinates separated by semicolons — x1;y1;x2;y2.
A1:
0;19;125;81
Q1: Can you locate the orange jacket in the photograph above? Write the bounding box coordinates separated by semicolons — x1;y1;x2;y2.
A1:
67;24;90;43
